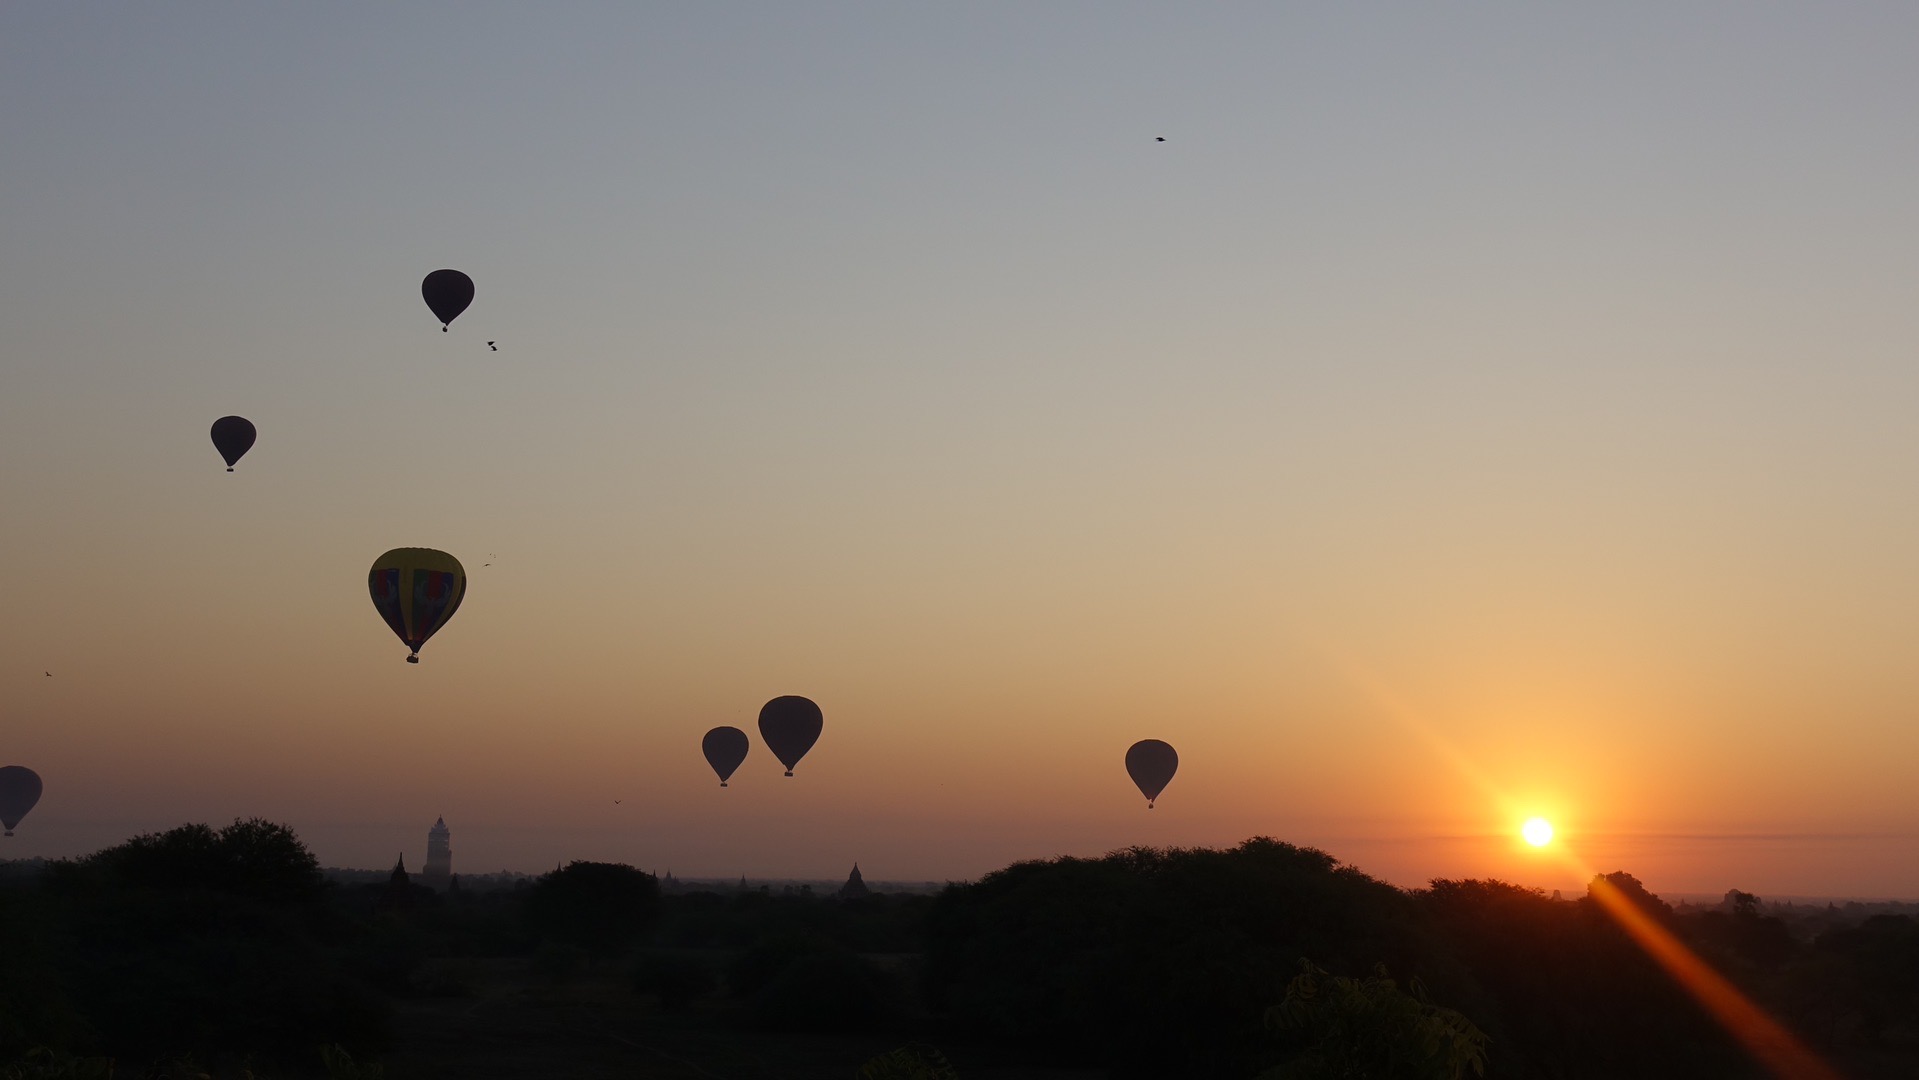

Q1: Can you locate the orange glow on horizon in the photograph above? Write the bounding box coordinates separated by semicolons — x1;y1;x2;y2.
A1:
1338;658;1838;1078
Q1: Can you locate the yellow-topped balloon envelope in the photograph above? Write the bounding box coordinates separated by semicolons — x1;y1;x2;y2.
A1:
368;548;467;663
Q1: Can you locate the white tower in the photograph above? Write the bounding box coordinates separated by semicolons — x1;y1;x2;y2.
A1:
422;816;452;890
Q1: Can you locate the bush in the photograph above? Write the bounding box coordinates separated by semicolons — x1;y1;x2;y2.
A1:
744;948;902;1032
630;951;718;1011
858;1044;960;1080
527;942;588;985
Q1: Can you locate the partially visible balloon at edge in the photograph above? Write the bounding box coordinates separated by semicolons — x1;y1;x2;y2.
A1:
1125;739;1178;809
210;415;256;471
702;726;750;787
421;269;474;330
0;766;43;837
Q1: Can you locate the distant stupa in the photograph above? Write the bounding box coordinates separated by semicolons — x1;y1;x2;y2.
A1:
839;863;871;899
422;816;452;891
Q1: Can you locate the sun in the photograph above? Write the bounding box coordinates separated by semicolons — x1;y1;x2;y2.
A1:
1522;817;1554;847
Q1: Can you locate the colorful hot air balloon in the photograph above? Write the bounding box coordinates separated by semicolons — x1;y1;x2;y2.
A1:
367;548;467;663
422;269;474;330
210;416;256;472
758;696;822;777
1125;739;1178;808
702;726;750;787
0;766;43;837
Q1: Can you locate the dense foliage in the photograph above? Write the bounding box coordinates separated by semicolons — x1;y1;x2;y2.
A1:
3;825;1917;1077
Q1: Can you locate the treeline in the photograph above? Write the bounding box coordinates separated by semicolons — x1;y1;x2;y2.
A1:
2;826;1917;1078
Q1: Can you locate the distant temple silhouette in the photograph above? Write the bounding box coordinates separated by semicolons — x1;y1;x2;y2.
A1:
839;863;870;899
421;816;452;891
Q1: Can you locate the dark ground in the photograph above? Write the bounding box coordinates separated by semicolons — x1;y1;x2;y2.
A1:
384;958;1095;1080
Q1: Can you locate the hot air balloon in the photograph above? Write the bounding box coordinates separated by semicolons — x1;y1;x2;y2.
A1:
702;726;750;787
0;766;43;837
1125;739;1178;808
209;416;256;472
758;696;822;777
367;548;467;663
422;269;474;331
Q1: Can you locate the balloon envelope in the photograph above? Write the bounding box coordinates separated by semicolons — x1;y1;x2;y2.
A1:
0;766;43;836
1125;739;1178;808
367;548;467;663
702;726;750;786
758;696;822;776
421;269;474;329
209;416;256;471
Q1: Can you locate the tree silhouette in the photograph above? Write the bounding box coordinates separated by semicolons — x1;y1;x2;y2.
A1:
522;861;660;956
1261;960;1487;1080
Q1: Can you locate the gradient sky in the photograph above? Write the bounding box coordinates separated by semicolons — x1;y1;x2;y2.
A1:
5;4;1919;897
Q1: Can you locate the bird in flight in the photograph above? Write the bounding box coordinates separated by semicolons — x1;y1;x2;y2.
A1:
1155;136;1165;142
44;671;52;677
613;800;622;805
487;341;497;351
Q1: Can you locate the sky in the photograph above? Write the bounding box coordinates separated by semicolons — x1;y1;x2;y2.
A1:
5;3;1919;897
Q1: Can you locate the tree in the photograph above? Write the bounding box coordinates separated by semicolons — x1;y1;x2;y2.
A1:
1262;960;1487;1080
522;861;660;956
922;838;1447;1078
26;821;388;1063
66;818;324;904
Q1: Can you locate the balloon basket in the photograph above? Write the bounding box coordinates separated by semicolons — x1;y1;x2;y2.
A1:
406;655;419;664
3;830;11;837
784;770;794;777
720;782;728;788
226;467;234;473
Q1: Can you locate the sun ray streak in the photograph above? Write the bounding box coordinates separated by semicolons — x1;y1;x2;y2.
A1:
1582;867;1840;1080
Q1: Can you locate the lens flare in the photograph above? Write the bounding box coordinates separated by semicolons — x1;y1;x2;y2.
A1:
1522;817;1554;846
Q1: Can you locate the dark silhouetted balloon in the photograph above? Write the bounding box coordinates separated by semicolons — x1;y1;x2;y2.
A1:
1125;739;1178;808
367;548;467;663
702;726;750;787
422;269;474;330
209;416;256;472
0;766;43;837
758;696;822;777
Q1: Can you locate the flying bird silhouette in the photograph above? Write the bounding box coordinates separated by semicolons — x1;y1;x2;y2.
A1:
44;672;52;677
487;341;497;351
613;800;622;805
1155;136;1165;141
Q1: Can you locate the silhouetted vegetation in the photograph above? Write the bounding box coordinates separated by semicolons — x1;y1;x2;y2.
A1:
4;827;1919;1077
520;860;660;956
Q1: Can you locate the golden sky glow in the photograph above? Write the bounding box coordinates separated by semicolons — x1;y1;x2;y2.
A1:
5;7;1919;892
